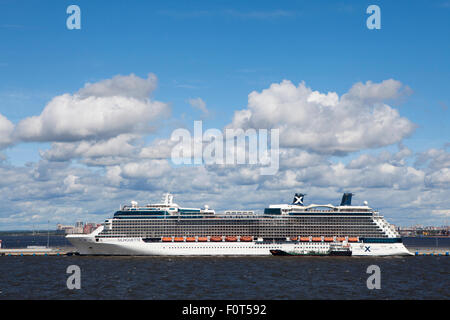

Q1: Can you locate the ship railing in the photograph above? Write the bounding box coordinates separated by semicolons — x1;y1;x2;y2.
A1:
290;209;373;213
224;210;255;215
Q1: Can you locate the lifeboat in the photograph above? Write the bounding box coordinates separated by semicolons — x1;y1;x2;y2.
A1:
197;237;208;242
348;237;359;242
300;237;310;242
186;237;196;242
240;236;253;242
290;236;298;241
312;237;322;242
162;237;173;242
337;237;346;242
324;237;334;242
210;236;223;242
174;237;184;242
225;236;237;242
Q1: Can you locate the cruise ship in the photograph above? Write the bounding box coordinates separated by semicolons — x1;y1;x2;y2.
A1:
66;193;412;256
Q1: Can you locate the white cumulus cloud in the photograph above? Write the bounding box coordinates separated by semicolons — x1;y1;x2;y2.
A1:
228;79;415;154
188;97;209;115
41;134;140;162
78;73;158;99
14;73;170;142
0;113;14;148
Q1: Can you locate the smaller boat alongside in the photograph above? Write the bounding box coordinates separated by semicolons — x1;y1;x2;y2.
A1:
270;249;327;256
270;243;352;256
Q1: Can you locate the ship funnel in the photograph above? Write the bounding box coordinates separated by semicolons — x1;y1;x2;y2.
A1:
340;193;353;206
293;193;305;206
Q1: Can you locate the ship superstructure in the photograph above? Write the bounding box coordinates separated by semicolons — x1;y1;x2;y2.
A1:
67;193;412;256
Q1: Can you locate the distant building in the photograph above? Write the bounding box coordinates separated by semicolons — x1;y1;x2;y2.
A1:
397;225;449;237
75;221;84;228
57;224;76;234
83;223;98;234
57;222;102;234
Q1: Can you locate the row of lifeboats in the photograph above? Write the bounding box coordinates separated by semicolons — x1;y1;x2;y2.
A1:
161;236;254;242
289;236;359;242
159;236;359;243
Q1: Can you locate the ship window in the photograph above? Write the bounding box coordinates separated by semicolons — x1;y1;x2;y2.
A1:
264;208;282;215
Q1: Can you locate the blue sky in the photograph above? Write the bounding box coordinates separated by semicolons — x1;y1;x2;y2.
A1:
0;0;449;229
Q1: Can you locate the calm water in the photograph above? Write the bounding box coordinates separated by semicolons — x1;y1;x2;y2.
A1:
0;236;449;299
0;255;448;300
0;235;72;248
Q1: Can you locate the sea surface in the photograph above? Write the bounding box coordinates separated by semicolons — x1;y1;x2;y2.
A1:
0;234;72;248
0;236;448;300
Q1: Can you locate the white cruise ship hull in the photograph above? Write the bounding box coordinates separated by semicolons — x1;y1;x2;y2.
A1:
67;234;412;256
